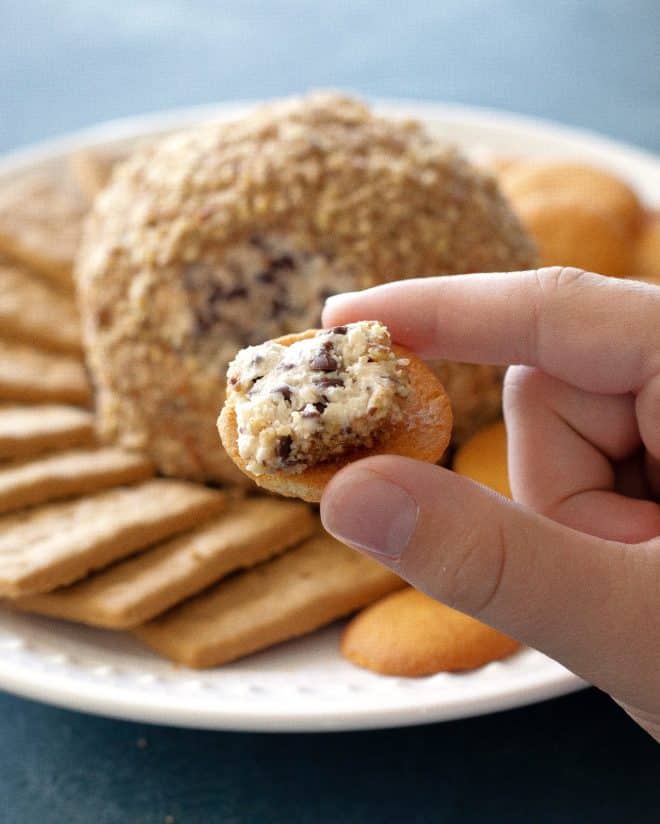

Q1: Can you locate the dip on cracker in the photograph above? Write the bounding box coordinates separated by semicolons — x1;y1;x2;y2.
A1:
219;321;452;501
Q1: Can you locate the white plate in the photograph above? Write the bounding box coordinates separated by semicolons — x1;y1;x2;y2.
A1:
1;99;658;732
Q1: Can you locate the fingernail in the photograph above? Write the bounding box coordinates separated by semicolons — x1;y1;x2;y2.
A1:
324;292;356;309
321;468;418;561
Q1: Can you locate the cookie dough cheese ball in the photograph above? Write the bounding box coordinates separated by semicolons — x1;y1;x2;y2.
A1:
77;92;535;483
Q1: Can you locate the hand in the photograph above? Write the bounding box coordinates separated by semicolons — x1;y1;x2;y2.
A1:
320;267;660;741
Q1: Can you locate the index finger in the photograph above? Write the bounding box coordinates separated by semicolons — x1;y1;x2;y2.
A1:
323;267;660;394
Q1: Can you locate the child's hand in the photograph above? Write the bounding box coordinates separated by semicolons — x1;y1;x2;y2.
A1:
321;267;660;740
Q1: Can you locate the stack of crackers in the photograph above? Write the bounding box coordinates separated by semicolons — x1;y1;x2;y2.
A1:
0;141;657;678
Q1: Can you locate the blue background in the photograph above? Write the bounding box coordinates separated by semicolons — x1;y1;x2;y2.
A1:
1;1;659;821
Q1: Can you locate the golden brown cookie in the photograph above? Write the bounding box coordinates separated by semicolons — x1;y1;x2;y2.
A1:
16;497;315;629
453;419;511;497
76;92;535;484
0;261;82;353
0;404;94;460
219;330;452;502
632;211;660;282
0;479;225;598
0;171;87;290
134;529;405;669
341;587;520;676
497;161;643;277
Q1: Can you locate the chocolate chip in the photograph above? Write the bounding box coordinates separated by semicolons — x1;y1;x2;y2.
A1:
310;352;338;372
272;297;289;317
314;377;344;389
300;401;326;418
276;435;292;461
256;270;276;284
207;284;225;304
331;325;347;335
272;254;295;270
249;234;268;250
273;385;292;402
96;306;113;329
280;362;295;371
226;286;248;300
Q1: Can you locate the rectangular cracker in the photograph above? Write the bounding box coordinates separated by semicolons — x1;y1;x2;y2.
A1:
0;405;94;460
0;261;82;353
0;447;153;515
17;497;316;629
134;530;405;669
0;339;91;405
0;171;87;290
0;478;225;598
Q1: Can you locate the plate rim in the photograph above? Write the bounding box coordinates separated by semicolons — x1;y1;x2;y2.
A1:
4;96;651;731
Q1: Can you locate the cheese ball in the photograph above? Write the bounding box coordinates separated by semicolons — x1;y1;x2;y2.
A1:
77;92;535;483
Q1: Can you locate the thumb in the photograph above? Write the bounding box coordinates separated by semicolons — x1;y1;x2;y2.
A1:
320;455;657;704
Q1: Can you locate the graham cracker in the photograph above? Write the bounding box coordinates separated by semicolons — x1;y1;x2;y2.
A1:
0;447;153;515
0;479;225;598
18;497;315;629
0;339;91;405
0;261;82;353
134;530;405;668
0;171;87;290
0;405;94;460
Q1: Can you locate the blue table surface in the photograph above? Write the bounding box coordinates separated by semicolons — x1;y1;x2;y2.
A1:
1;2;659;821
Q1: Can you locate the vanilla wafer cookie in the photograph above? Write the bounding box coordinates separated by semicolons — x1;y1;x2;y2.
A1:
0;447;153;515
0;339;91;405
0;479;225;598
0;261;82;353
0;171;87;290
134;530;405;668
0;405;94;460
341;588;520;676
18;497;315;629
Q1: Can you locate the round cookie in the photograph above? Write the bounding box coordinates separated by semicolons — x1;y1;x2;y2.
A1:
496;161;643;277
218;329;453;503
77;92;535;483
632;211;660;282
341;588;520;676
453;419;511;497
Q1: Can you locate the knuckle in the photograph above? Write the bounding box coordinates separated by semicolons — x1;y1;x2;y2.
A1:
439;518;508;618
503;364;551;411
536;265;589;294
